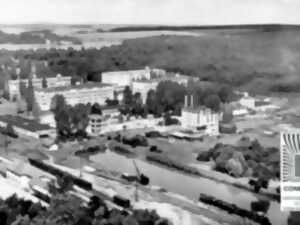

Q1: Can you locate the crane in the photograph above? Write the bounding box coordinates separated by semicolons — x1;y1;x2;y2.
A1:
132;160;150;202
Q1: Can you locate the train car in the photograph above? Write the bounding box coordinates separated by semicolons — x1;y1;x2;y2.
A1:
199;193;271;225
29;158;92;191
32;185;51;203
121;173;138;182
71;175;92;191
113;195;131;208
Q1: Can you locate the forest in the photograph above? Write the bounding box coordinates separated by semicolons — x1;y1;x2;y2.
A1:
1;28;300;94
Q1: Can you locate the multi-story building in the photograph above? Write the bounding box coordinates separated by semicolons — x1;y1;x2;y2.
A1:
101;67;165;87
34;83;115;111
181;95;220;136
8;74;71;100
87;114;102;135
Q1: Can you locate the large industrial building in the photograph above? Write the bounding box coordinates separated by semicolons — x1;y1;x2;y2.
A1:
34;83;115;111
8;74;71;100
181;95;220;136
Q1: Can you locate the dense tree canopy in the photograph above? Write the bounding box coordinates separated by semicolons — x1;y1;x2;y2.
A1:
51;95;91;141
0;192;171;225
123;86;133;105
204;94;221;112
91;103;102;115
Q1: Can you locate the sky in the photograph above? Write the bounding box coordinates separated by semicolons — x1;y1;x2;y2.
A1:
0;0;299;25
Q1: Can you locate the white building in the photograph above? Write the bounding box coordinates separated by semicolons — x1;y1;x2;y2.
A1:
101;67;165;87
39;111;56;128
8;74;71;100
181;95;220;136
87;114;102;135
239;95;255;110
34;83;115;111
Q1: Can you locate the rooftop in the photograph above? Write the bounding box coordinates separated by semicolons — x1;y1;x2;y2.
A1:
0;115;53;132
9;74;71;82
35;82;113;92
102;68;149;75
133;74;190;83
182;106;215;113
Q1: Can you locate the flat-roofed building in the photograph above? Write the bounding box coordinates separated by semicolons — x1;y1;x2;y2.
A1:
181;95;220;136
0;115;56;139
34;83;115;111
101;67;165;87
8;74;71;100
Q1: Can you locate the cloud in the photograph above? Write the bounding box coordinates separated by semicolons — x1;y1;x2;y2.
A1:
0;0;299;24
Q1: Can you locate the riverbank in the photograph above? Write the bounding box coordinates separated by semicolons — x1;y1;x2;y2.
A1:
145;153;280;201
106;132;280;201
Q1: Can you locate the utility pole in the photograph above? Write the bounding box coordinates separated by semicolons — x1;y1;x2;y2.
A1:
79;157;82;178
4;134;8;155
133;160;141;202
134;180;139;202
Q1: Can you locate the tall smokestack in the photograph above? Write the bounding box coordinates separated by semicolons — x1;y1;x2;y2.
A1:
184;95;188;108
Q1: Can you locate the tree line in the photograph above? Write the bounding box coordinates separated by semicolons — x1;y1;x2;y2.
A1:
122;80;234;118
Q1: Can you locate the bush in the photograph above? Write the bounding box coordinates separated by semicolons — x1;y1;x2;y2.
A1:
164;114;180;126
145;131;164;138
196;152;211;162
251;200;270;214
111;145;134;156
122;135;148;148
75;145;106;157
149;145;163;153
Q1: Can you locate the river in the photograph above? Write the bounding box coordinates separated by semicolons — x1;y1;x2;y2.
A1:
91;151;287;225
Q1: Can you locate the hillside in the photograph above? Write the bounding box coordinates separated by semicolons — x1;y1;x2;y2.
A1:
109;24;300;32
106;29;300;93
0;29;81;44
1;27;300;93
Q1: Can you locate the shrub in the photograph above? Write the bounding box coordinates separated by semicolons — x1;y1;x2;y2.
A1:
122;135;148;148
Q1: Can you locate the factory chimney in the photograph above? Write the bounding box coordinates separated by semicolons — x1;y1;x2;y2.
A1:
184;95;188;108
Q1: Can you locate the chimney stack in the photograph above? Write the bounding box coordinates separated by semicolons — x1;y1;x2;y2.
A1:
184;95;188;108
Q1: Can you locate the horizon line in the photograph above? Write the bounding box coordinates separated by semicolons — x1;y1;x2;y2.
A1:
0;22;300;27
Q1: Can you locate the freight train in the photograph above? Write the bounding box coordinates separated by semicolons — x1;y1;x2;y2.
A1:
199;193;271;225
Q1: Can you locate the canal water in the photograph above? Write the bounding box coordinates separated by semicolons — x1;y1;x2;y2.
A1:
91;151;287;225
